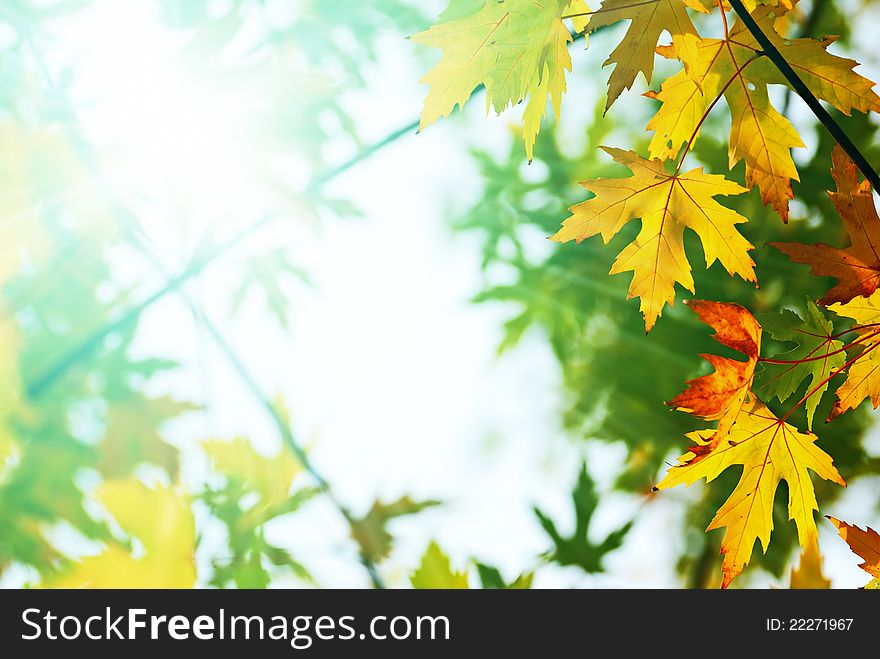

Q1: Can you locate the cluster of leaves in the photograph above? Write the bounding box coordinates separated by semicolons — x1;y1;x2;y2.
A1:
415;0;880;586
0;0;448;589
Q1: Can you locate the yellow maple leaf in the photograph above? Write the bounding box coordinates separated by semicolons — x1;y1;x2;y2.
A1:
789;538;831;589
202;437;303;511
827;516;880;589
410;541;469;589
738;0;793;8
657;397;845;588
551;147;755;330
647;6;879;221
649;33;802;220
826;290;880;419
413;0;590;161
587;0;708;110
48;480;196;588
744;10;880;117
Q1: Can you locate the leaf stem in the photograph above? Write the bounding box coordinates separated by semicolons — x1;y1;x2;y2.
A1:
828;321;880;340
675;52;764;174
780;338;880;422
758;329;880;364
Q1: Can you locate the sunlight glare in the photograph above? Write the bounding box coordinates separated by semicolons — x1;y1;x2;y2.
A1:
61;1;266;232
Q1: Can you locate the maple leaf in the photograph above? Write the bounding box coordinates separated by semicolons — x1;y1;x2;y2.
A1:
825;290;880;419
552;148;755;330
48;480;196;588
100;395;199;478
648;32;802;220
201;437;303;512
745;12;880;118
410;541;469;589
740;1;793;9
669;299;761;442
657;397;845;588
647;8;880;220
770;146;880;305
201;438;316;588
756;300;844;429
533;463;632;573
350;496;442;563
789;538;830;589
586;0;707;110
827;516;880;589
413;0;590;160
476;563;534;588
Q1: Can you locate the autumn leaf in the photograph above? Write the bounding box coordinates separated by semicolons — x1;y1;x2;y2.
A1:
201;438;316;588
827;516;880;589
48;480;196;588
756;300;843;429
744;10;880;118
649;31;802;220
789;538;830;589
202;437;303;512
648;7;879;220
413;0;590;160
586;0;707;110
411;541;469;589
826;290;880;419
771;146;880;305
740;1;793;9
552;148;755;329
350;496;441;563
669;299;761;443
657;397;845;588
100;395;199;478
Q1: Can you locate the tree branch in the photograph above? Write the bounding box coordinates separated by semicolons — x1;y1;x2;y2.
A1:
726;0;880;193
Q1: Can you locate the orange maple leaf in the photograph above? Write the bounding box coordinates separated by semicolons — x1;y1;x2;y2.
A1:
658;397;844;588
827;516;880;589
668;299;761;443
771;146;880;305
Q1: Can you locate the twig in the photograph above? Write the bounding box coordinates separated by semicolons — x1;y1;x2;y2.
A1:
781;0;826;116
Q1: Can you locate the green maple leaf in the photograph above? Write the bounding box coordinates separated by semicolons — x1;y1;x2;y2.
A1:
534;463;632;573
756;300;844;429
475;562;533;589
412;0;589;160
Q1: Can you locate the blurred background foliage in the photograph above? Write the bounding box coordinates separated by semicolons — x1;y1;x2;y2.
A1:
0;0;438;588
0;0;877;589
